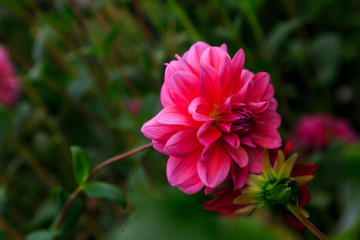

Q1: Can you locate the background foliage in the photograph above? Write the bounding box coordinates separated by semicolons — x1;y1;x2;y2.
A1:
0;0;359;239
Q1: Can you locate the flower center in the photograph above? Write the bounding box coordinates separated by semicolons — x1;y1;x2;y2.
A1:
231;109;256;136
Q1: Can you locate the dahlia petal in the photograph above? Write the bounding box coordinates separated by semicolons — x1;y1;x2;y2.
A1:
162;61;183;107
232;48;245;91
231;163;248;189
188;96;213;122
252;126;282;148
198;142;231;188
200;46;229;70
232;71;254;101
160;83;174;107
291;163;318;178
164;60;183;83
267;98;278;111
220;43;227;52
175;54;198;76
141;116;186;140
262;83;275;102
245;147;263;173
197;121;222;146
246;101;269;113
152;139;167;153
246;79;255;99
183;41;210;75
199;64;221;103
216;122;232;133
257;110;281;129
203;187;242;214
226;145;249;167
222;132;240;148
168;71;200;108
249;72;270;101
166;151;201;187
178;179;204;194
283;141;294;157
241;69;255;84
298;186;311;207
205;187;215;195
164;128;201;157
218;97;232;115
156;105;198;127
219;56;233;97
240;136;257;148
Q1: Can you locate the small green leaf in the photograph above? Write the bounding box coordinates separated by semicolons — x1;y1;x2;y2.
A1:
83;182;127;208
26;230;59;240
71;146;92;185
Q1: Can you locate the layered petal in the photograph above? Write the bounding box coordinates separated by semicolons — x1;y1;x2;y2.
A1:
166;150;202;188
199;64;221;104
231;163;248;189
198;142;231;188
168;71;200;109
164;128;202;156
200;46;229;70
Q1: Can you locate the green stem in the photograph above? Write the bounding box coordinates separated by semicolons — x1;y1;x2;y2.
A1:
0;214;24;240
287;205;328;240
53;142;153;229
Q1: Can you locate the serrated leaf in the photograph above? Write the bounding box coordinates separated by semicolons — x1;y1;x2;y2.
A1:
71;146;92;185
83;182;127;208
26;230;59;240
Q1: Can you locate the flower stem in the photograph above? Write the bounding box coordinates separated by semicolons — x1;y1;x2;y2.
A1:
53;186;82;229
287;205;328;240
53;142;153;229
0;214;24;240
88;143;153;180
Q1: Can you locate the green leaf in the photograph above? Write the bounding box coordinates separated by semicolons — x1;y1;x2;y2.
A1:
26;230;59;240
83;182;127;208
71;146;92;185
268;18;305;55
313;33;342;85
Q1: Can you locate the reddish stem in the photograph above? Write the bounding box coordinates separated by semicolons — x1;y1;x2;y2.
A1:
53;142;153;229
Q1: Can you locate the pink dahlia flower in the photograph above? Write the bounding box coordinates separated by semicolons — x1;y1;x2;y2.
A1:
141;42;281;194
0;45;19;107
294;114;357;149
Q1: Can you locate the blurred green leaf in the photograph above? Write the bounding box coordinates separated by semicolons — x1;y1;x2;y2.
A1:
25;230;58;240
313;33;342;85
268;18;304;56
83;181;127;208
107;190;282;240
32;26;51;62
239;0;264;13
71;146;92;185
28;200;57;230
0;186;7;214
343;142;360;183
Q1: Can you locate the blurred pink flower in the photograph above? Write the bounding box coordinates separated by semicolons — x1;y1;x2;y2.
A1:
0;45;19;107
294;114;357;149
141;42;281;194
126;98;141;116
